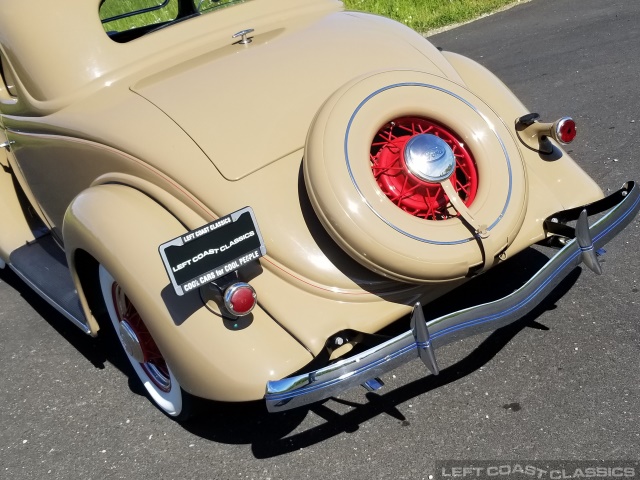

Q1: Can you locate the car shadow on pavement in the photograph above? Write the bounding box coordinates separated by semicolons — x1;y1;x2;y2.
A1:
2;243;582;453
179;248;583;458
0;266;110;370
0;265;145;395
1;245;582;453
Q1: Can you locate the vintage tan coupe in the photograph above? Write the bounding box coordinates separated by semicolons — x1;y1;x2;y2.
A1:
0;0;638;420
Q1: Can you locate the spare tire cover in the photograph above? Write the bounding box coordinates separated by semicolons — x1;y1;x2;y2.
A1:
304;70;527;283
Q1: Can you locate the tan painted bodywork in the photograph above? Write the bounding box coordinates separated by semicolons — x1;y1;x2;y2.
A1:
0;122;38;262
0;0;604;401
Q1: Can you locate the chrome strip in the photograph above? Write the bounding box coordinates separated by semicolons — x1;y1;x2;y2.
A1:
145;363;171;392
8;265;91;334
265;182;639;412
344;82;514;245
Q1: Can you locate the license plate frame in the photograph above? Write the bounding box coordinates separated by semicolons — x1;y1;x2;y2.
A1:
159;207;266;296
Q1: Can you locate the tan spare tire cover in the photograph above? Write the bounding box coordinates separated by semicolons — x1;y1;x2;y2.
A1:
304;71;528;283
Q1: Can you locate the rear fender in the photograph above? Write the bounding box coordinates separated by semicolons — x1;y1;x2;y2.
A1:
63;184;312;401
443;51;604;253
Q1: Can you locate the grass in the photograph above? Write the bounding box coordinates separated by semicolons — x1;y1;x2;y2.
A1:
343;0;520;33
100;0;177;32
100;0;520;34
100;0;243;32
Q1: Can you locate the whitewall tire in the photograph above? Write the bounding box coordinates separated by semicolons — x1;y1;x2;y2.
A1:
98;265;190;420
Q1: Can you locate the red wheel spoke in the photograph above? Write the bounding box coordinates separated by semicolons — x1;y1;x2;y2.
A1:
113;283;171;392
371;117;478;220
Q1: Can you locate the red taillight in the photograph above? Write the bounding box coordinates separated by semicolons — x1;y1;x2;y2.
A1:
554;117;577;144
224;283;257;317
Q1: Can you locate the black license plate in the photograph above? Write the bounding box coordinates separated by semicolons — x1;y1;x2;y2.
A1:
159;207;266;296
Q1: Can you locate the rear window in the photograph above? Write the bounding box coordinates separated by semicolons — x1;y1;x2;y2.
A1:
99;0;248;42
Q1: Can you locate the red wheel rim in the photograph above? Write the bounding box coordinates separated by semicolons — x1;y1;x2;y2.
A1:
371;116;479;220
111;283;171;392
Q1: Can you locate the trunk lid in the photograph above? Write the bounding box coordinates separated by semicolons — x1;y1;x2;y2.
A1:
132;11;457;180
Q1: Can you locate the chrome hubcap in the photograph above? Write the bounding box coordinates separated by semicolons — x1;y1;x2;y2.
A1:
112;282;171;392
403;133;456;183
118;319;145;364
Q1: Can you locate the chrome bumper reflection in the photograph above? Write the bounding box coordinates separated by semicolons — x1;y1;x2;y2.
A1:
265;182;639;412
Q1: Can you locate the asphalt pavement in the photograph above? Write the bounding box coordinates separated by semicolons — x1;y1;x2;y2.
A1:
1;0;638;478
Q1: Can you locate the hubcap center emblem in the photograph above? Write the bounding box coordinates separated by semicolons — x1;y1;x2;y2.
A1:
403;134;456;183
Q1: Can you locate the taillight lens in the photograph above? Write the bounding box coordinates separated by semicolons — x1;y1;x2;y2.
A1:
554;117;577;144
223;283;257;317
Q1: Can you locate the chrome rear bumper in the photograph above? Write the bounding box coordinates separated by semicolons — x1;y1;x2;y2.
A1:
265;182;639;412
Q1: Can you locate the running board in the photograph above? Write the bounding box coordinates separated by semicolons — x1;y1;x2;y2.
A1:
9;235;89;333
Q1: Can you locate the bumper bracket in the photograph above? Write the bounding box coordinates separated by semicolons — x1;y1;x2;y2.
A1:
411;303;439;375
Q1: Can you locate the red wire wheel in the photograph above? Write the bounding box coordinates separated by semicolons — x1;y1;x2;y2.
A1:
111;282;171;392
99;265;186;418
370;117;478;220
